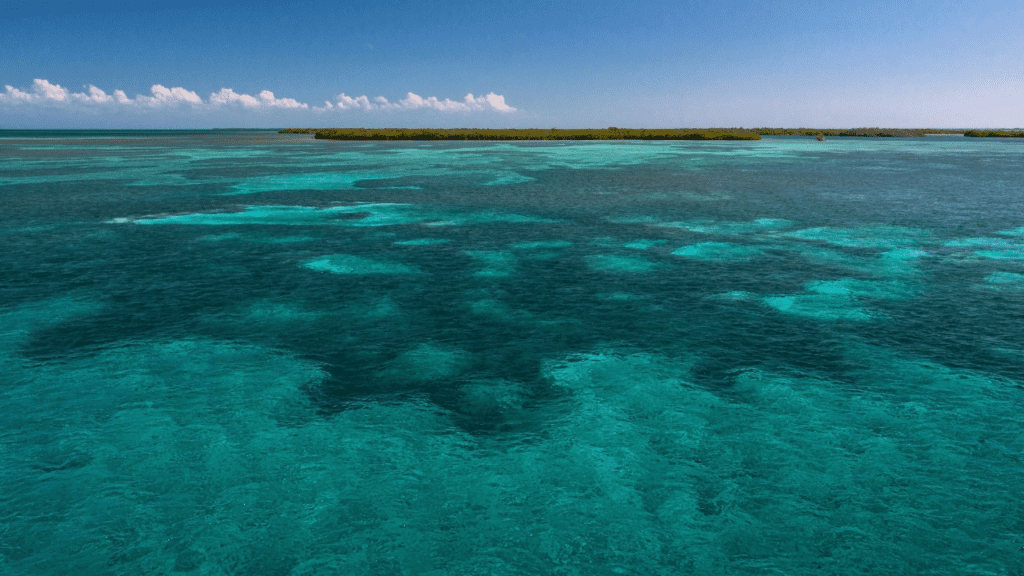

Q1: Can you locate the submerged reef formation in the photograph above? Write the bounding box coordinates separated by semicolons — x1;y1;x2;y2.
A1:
282;128;762;140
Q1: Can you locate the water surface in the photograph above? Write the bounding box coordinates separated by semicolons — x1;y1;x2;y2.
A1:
2;130;1022;575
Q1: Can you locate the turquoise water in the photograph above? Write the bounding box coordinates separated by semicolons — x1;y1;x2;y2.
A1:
1;130;1023;575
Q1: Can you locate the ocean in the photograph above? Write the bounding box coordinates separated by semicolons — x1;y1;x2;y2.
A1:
1;131;1022;575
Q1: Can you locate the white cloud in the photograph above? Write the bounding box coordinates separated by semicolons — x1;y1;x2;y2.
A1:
76;85;113;104
327;91;517;113
2;79;70;102
0;79;203;108
135;85;203;107
2;79;516;116
483;92;513;113
2;84;35;102
37;79;70;101
259;90;307;109
210;88;309;109
335;93;375;110
210;87;260;107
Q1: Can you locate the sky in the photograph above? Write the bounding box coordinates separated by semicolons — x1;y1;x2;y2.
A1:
1;0;1022;129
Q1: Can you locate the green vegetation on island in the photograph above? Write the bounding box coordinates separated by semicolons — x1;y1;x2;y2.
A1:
278;127;1024;140
283;128;762;141
964;130;1024;137
751;128;965;137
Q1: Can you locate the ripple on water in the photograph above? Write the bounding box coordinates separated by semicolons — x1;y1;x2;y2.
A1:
585;254;659;272
784;225;929;248
481;172;536;186
805;278;916;300
226;172;395;195
510;240;572;250
658;217;793;235
394;238;451;246
622;239;667;250
763;294;877;322
465;251;517;278
303;254;421;275
983;271;1024;291
672;241;766;262
379;343;473;385
118;203;559;228
975;247;1024;260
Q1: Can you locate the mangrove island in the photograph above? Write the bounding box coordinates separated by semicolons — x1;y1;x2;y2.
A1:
279;127;1023;140
281;128;761;141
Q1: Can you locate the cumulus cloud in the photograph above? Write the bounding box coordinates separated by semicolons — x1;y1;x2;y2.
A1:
483;92;514;113
1;79;203;108
79;85;113;103
137;85;203;107
210;88;308;109
2;79;516;115
334;93;375;110
322;91;516;113
2;79;74;103
1;79;124;105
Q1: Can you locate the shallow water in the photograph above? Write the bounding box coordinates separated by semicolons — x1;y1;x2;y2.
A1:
1;131;1023;575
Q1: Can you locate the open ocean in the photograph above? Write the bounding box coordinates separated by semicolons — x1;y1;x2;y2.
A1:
1;130;1022;575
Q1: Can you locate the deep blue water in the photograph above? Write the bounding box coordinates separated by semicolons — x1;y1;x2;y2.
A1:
1;130;1022;575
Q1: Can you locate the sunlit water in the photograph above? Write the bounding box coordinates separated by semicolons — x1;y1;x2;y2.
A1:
1;131;1022;575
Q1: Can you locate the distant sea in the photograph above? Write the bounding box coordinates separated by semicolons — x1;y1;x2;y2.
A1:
1;130;1022;575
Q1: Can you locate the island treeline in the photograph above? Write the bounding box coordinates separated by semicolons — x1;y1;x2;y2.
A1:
751;128;964;137
963;130;1024;137
280;127;1024;139
300;128;761;141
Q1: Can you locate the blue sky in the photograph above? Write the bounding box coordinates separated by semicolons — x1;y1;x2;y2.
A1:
1;0;1022;128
